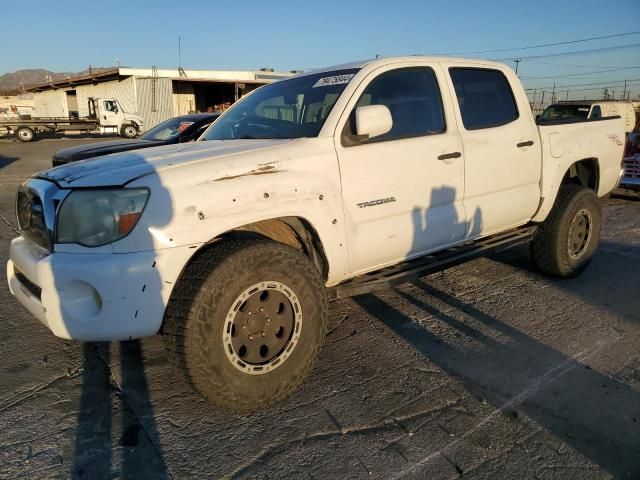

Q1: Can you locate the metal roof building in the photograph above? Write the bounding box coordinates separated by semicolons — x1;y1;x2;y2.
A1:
27;66;295;130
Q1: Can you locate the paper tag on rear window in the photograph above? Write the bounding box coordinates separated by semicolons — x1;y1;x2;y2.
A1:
312;74;355;88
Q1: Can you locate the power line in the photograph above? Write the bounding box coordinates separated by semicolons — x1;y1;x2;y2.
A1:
521;66;640;80
493;42;640;61
524;78;640;91
525;59;628;69
439;30;640;55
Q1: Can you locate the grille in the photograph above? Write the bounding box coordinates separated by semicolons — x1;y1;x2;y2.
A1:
16;190;51;251
623;156;640;178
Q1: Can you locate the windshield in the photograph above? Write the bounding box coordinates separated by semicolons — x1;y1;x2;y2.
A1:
201;69;359;140
539;104;590;121
141;117;195;141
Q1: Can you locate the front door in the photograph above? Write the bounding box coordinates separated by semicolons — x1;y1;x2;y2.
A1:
100;99;121;127
335;64;466;275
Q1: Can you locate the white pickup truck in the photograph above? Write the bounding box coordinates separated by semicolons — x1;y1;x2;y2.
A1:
7;56;625;412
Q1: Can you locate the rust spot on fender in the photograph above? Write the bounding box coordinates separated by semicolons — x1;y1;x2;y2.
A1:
213;163;283;181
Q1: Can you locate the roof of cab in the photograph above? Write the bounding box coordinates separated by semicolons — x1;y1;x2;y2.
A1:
294;56;511;78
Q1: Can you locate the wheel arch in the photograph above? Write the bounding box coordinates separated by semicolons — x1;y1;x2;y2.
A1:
561;158;600;192
532;157;601;222
170;217;331;297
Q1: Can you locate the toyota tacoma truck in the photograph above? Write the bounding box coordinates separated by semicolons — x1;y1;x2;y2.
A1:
7;57;625;412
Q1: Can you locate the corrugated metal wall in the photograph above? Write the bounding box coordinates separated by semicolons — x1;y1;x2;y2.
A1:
33;89;67;117
75;77;137;118
136;77;173;128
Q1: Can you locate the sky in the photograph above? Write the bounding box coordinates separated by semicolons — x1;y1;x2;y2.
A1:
3;0;640;100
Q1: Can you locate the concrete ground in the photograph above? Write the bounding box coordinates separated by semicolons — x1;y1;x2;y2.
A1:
1;137;639;480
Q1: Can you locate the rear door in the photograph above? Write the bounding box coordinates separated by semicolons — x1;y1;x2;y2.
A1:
335;63;466;275
443;65;541;238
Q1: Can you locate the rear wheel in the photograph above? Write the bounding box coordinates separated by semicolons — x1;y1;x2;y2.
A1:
16;127;35;142
530;185;602;277
120;123;138;138
162;238;328;413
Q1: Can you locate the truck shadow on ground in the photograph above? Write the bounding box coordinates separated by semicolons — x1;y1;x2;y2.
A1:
354;277;640;478
0;155;19;170
353;184;639;478
73;341;167;480
491;240;640;325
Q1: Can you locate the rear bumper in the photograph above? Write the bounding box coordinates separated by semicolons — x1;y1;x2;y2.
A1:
7;236;195;341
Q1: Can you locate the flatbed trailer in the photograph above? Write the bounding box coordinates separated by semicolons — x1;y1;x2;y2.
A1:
0;117;100;142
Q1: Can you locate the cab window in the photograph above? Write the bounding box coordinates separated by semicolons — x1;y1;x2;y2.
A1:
450;68;518;130
344;67;446;145
103;100;118;113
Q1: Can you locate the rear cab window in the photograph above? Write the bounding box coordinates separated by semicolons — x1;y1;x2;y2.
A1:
449;68;519;130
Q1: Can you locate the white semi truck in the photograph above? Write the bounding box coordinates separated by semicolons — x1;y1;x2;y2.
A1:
0;97;143;142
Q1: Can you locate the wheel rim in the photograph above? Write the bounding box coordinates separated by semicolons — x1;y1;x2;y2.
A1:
19;129;32;140
568;208;592;259
124;126;136;137
223;281;302;375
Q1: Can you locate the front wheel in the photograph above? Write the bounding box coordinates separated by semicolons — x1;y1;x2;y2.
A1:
162;238;328;413
16;127;35;142
120;123;138;138
530;185;602;277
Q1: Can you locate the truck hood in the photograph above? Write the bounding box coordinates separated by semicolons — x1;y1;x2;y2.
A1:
36;139;295;188
52;138;166;163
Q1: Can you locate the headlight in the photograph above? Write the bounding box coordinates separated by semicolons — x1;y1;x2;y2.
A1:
56;188;149;247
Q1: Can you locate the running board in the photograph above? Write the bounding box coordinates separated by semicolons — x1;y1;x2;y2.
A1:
329;225;537;299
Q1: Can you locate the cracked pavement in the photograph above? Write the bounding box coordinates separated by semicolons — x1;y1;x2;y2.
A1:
1;138;639;479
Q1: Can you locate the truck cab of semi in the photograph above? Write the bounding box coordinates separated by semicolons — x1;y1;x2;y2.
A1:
87;97;144;138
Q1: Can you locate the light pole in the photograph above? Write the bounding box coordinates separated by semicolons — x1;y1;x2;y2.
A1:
514;58;521;75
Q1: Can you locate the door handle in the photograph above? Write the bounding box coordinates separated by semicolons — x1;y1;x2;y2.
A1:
437;152;462;160
517;140;534;148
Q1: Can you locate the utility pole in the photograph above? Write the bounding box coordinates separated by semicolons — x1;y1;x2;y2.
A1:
566;90;569;101
514;58;521;75
551;82;555;103
622;80;627;100
532;89;537;112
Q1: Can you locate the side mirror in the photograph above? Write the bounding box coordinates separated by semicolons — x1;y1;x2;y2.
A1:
355;105;393;140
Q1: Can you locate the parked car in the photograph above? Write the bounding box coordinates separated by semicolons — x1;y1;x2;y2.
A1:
539;100;636;133
621;118;640;190
8;56;625;413
51;113;220;166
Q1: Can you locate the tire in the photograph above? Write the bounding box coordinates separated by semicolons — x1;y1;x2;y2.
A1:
16;127;35;142
530;185;602;277
162;237;328;413
120;123;138;138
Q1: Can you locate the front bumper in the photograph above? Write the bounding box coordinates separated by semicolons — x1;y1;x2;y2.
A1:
7;236;195;341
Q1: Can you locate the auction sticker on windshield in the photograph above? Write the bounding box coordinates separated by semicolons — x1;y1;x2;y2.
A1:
313;74;355;88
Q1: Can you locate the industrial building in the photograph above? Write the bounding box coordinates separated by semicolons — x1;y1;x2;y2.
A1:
26;66;295;130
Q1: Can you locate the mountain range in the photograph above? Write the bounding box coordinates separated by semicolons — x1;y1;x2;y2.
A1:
0;68;103;94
